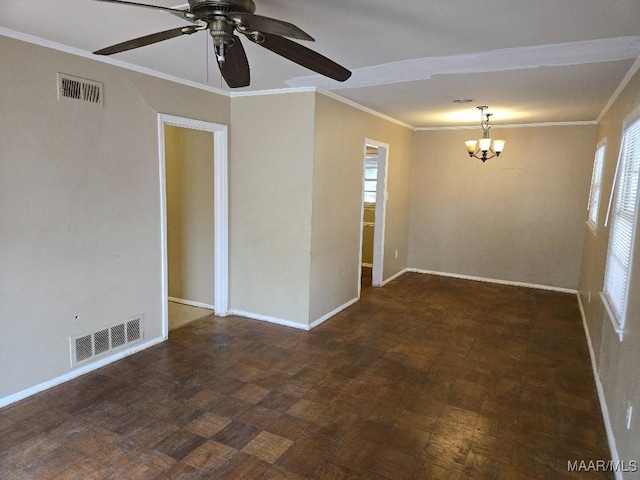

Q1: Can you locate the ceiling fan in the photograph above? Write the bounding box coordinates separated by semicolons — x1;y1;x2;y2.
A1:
92;0;352;88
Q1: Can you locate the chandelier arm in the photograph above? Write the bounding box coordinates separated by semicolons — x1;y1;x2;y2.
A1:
469;147;498;162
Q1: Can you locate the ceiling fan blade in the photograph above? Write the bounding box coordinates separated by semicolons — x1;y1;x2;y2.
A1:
251;33;351;82
94;25;199;55
229;13;314;41
91;0;198;22
218;36;251;88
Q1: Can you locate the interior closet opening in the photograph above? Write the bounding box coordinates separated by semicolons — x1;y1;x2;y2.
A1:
165;125;215;330
158;115;229;339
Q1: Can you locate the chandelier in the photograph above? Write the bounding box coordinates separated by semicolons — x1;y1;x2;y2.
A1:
465;106;506;162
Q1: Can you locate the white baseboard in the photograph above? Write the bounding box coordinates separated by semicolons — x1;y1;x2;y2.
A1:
382;268;409;286
577;294;622;480
0;336;165;409
310;297;359;330
228;310;309;331
168;297;215;311
406;268;578;294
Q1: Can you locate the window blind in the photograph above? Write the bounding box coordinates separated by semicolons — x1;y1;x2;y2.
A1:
603;117;640;328
587;143;606;231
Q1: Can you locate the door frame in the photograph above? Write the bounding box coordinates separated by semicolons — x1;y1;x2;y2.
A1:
358;138;389;294
158;114;229;339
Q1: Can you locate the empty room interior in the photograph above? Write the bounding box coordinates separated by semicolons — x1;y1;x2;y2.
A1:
1;1;640;478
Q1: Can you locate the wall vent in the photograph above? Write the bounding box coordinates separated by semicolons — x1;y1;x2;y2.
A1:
57;73;104;107
70;315;144;366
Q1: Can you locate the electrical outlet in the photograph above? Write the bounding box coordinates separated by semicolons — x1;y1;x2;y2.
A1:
588;290;591;303
626;402;633;430
394;250;398;259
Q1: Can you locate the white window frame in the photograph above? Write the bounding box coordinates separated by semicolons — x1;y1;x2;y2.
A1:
586;139;607;235
601;108;640;341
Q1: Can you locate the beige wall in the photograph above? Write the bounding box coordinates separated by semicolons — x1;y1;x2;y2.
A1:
165;125;215;307
310;93;414;323
229;92;315;327
0;36;230;399
579;68;640;472
409;124;597;290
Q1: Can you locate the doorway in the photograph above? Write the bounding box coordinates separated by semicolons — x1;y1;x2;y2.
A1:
359;139;389;295
158;115;229;338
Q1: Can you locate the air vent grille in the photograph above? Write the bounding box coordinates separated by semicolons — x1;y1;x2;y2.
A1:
70;315;144;366
57;73;104;107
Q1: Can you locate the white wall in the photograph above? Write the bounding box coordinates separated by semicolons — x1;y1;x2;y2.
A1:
0;35;230;401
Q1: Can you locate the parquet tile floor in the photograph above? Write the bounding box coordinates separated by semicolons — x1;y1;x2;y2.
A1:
0;273;613;479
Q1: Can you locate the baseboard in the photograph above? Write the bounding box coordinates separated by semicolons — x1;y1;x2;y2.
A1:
0;336;165;409
577;294;622;480
310;297;359;330
228;310;309;331
382;268;409;286
406;268;578;294
168;297;215;311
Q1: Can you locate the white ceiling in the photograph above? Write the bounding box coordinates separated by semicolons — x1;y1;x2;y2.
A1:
2;0;639;127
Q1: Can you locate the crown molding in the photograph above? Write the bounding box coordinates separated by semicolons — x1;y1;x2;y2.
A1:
416;120;597;131
230;86;317;97
317;89;415;130
597;55;640;123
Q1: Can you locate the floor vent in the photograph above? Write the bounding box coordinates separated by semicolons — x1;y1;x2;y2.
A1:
70;315;144;366
57;73;104;107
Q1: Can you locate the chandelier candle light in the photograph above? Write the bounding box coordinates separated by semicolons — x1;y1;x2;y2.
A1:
465;106;506;163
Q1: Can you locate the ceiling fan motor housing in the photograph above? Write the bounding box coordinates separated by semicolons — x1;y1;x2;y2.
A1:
188;0;256;16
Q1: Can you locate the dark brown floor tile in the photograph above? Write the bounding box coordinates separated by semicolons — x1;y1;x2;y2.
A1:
212;451;270;479
275;427;343;477
153;461;214;479
210;394;253;418
260;465;308;479
237;404;283;431
153;429;207;461
212;420;261;449
413;462;462;479
233;383;271;404
182;440;237;470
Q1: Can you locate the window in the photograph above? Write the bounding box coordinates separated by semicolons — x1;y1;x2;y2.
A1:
602;114;640;336
364;156;378;204
586;140;606;234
